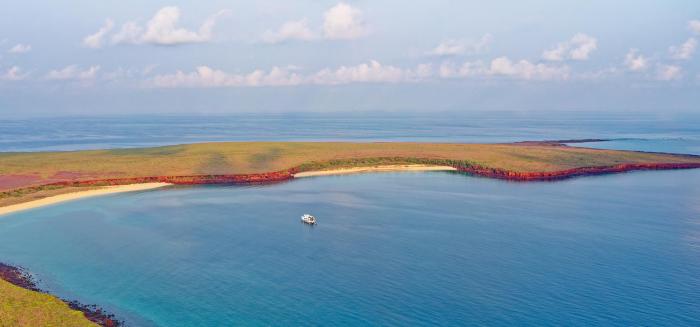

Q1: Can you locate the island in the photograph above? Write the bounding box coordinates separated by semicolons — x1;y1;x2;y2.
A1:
1;140;700;326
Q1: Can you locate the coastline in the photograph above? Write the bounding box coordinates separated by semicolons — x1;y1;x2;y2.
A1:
293;165;457;178
0;183;171;217
2;162;700;214
0;262;120;326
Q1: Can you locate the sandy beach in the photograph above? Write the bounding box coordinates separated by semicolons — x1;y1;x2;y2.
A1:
0;183;172;216
293;165;457;178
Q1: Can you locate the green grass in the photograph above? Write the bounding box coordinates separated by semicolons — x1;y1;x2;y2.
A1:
0;279;96;327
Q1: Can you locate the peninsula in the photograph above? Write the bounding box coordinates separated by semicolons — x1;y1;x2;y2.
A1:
2;141;700;211
2;141;700;326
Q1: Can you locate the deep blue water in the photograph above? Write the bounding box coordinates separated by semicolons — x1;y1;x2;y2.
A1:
1;171;700;326
1;112;699;154
1;113;700;325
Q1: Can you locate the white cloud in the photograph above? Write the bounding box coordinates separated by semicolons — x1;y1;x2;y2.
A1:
541;43;568;62
83;19;114;48
488;57;570;80
689;20;700;34
111;22;143;45
669;38;697;60
430;40;466;56
86;7;229;47
322;3;368;40
437;61;486;78
45;65;100;80
542;33;597;61
0;66;28;80
439;57;569;80
151;61;432;88
656;64;682;81
150;56;573;88
139;7;229;45
262;19;316;44
310;61;431;84
429;34;493;56
152;66;304;88
8;43;32;54
624;49;648;71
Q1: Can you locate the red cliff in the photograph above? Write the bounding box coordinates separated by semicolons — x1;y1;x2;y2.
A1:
453;162;700;181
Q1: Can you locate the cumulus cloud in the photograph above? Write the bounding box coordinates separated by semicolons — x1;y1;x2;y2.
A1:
656;64;682;81
322;3;368;40
437;61;485;78
8;43;32;54
45;65;100;80
261;3;369;43
84;7;229;47
0;66;28;80
138;7;230;45
152;66;305;88
488;57;570;80
624;49;648;71
439;57;569;80
429;34;493;56
690;20;700;34
151;61;432;88
83;19;114;48
542;33;597;61
150;56;573;88
262;19;316;44
310;61;432;84
669;38;697;60
111;22;143;45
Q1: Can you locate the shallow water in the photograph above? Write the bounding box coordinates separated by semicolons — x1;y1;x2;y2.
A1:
1;170;699;326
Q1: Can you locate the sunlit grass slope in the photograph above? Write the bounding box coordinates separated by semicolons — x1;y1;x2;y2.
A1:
0;279;96;327
1;142;699;191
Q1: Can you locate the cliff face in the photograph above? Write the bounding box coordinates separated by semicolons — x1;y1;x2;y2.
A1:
32;162;700;188
454;162;700;181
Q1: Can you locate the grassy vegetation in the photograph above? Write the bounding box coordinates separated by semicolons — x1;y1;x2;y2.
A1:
0;141;699;324
2;142;700;192
0;279;96;327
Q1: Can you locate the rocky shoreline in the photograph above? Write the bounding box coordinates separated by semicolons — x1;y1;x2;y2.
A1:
453;162;700;181
3;161;700;200
0;262;121;327
35;161;700;187
1;160;700;326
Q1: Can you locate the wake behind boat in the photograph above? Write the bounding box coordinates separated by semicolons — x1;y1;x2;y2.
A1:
301;214;317;225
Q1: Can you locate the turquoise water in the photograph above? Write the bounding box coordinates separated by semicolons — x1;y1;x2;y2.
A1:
1;170;700;326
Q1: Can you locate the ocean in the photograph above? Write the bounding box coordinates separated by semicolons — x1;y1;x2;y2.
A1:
0;112;699;326
1;112;699;154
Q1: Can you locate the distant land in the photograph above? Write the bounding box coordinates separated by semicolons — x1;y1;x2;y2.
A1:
2;140;700;326
2;140;700;209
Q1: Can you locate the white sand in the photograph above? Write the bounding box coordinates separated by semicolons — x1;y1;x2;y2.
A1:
0;183;172;216
293;165;457;178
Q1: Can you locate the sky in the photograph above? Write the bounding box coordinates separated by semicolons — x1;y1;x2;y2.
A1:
1;0;699;116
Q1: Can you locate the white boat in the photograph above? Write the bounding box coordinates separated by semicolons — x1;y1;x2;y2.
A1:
301;214;316;225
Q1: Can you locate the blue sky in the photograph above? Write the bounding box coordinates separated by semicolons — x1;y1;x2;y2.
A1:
1;0;699;116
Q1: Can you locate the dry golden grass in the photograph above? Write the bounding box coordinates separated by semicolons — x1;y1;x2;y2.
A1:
1;142;699;192
0;279;96;327
0;141;699;325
